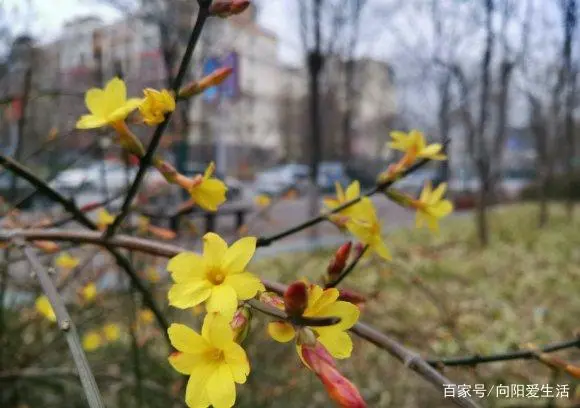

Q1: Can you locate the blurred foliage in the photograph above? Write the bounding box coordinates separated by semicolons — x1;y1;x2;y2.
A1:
2;204;580;407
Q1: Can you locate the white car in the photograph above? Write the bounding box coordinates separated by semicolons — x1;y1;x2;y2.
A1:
51;162;138;195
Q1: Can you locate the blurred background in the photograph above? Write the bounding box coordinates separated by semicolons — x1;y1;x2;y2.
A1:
1;0;580;407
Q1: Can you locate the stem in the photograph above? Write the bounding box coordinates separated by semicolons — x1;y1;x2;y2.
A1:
18;240;105;408
256;151;442;247
105;3;212;238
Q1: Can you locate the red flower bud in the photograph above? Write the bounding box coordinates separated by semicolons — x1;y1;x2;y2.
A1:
353;242;366;258
209;0;250;18
338;288;366;306
301;343;366;408
284;281;308;317
231;306;252;344
80;201;102;212
327;242;352;279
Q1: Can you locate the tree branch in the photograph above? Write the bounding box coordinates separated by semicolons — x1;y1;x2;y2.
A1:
17;240;105;408
0;154;170;342
105;2;212;237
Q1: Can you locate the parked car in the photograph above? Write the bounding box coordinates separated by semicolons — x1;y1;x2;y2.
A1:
255;164;309;197
50;161;138;196
255;162;351;197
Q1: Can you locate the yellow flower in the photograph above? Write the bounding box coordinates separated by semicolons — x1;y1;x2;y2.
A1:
55;252;79;270
388;130;446;161
323;181;365;225
103;323;121;342
254;194;271;208
35;295;56;322
168;314;250;408
82;331;102;352
76;77;142;129
81;283;97;302
268;284;360;359
189;162;228;212
345;197;391;260
324;182;390;260
139;88;176;125
168;233;265;318
97;209;114;230
138;309;155;325
415;182;453;233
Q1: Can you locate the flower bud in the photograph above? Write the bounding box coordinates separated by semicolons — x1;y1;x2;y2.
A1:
34;240;60;253
296;327;317;348
284;281;308;317
352;242;366;259
209;0;251;18
301;342;366;408
111;121;146;157
338;288;366;306
178;67;233;99
259;292;285;310
385;188;414;208
231;306;252;344
327;242;352;280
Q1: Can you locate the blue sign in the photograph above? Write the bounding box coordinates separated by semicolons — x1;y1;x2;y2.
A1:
203;57;221;103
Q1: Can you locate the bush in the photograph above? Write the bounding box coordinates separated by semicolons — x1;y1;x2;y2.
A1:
521;173;580;200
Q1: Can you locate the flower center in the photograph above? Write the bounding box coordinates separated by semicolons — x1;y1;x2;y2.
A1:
207;348;225;362
207;268;226;285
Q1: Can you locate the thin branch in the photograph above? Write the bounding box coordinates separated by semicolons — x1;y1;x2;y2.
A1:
426;337;580;367
17;240;105;408
256;147;446;247
105;2;212;237
0;154;170;342
325;244;368;288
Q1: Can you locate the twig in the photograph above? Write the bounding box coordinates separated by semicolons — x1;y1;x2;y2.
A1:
17;240;105;408
0;155;170;342
256;150;444;248
426;337;580;367
105;3;212;237
325;244;369;288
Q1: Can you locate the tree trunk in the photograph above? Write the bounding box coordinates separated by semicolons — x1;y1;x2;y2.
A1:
476;175;490;246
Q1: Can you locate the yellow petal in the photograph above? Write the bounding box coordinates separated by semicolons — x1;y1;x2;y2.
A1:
82;331;102;352
306;287;339;316
191;179;228;212
419;143;445;160
168;281;212;309
85;88;107;117
223;272;264;300
104;77;127;110
335;182;345;202
221;236;256;274
323;198;340;209
427;215;440;234
76;114;108;129
168;323;210;354
224;342;250;383
204;313;235;349
167;252;206;283
103;323;120;342
206;284;238;318
429;182;447;205
35;296;56;322
306;284;324;311
371;237;392;260
107;98;143;122
184;360;216;408
317;330;353;359
267;321;296;343
419;181;432;203
203;233;228;268
207;363;236;408
169;352;198;375
204;162;216;179
345;181;360;201
316;301;360;331
430;200;453;218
